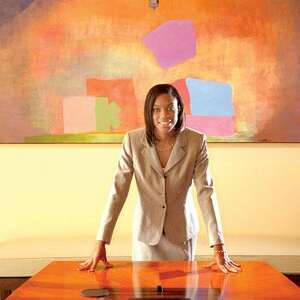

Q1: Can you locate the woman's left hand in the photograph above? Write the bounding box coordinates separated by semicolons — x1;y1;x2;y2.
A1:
206;244;242;273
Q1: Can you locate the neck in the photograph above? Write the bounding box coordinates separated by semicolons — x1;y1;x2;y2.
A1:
154;130;175;143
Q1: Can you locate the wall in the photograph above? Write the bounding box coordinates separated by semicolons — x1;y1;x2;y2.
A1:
0;143;299;259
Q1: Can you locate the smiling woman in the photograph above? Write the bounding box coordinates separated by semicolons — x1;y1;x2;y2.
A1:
144;84;184;147
79;83;241;274
145;85;183;168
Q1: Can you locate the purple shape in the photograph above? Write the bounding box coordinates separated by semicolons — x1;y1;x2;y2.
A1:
144;20;196;68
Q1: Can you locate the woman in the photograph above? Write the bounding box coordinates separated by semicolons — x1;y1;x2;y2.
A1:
79;84;241;273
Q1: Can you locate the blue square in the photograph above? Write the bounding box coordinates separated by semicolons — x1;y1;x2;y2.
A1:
186;78;234;116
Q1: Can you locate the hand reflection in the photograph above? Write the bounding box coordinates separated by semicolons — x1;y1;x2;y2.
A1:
90;261;232;299
132;261;227;300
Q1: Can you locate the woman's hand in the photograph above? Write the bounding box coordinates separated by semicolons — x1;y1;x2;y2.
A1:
78;240;112;272
206;244;242;273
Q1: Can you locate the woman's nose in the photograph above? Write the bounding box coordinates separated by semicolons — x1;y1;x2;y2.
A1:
160;109;169;118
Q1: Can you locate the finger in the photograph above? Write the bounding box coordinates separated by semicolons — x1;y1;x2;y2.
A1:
79;258;90;265
229;259;241;268
88;256;113;272
101;252;113;269
226;261;242;273
78;259;92;269
88;258;99;272
103;260;113;269
79;261;92;271
204;261;216;268
228;260;242;272
79;259;91;267
225;262;238;273
218;264;228;274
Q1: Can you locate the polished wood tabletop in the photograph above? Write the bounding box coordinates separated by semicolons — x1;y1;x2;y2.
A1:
6;261;300;299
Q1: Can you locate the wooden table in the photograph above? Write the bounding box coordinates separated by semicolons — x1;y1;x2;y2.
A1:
6;261;300;299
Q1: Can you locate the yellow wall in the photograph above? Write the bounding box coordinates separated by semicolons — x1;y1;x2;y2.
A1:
0;143;299;255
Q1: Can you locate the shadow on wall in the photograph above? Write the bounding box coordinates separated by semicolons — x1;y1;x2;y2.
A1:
0;0;34;26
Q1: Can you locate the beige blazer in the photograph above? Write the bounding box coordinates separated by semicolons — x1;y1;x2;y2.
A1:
96;127;224;247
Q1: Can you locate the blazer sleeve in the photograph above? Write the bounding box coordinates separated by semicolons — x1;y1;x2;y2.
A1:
193;134;225;247
96;132;134;244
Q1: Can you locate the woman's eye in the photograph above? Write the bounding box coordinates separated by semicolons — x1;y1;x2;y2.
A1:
169;107;175;111
153;107;176;113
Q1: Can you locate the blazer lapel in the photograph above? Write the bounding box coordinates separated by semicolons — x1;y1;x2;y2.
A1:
141;133;164;177
164;129;187;174
140;128;187;176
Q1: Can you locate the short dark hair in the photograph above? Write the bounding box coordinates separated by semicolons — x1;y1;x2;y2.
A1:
144;84;184;146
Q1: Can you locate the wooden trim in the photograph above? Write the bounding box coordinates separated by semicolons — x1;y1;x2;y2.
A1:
0;278;29;300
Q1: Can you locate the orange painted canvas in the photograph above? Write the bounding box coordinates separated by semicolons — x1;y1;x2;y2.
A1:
0;0;299;143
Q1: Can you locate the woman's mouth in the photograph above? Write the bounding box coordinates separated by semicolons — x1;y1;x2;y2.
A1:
158;120;172;125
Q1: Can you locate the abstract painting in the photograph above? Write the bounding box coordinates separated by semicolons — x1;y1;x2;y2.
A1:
0;0;299;143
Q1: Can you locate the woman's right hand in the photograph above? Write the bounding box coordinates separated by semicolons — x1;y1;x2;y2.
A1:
78;240;112;272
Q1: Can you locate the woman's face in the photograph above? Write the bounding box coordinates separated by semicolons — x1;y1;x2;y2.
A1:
152;93;179;135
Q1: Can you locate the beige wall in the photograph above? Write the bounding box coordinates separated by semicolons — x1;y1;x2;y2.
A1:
0;143;299;257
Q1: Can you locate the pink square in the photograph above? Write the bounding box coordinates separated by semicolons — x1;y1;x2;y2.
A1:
186;115;235;137
63;96;96;133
